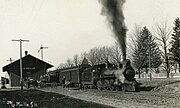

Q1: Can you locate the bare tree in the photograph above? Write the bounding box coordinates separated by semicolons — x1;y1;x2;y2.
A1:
73;54;80;66
65;58;74;67
87;47;100;66
154;20;172;78
57;63;67;69
97;46;110;63
108;42;122;63
57;52;87;69
127;24;142;58
86;46;111;65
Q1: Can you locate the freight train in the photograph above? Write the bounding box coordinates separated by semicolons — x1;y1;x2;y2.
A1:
45;58;140;92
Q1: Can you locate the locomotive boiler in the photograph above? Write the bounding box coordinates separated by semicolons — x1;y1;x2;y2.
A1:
121;59;139;91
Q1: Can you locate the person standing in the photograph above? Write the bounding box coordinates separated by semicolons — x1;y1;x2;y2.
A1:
62;76;66;88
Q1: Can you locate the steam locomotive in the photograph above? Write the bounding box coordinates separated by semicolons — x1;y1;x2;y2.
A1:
80;59;139;91
46;59;140;92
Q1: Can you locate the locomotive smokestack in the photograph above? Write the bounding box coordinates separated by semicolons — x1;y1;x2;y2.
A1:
122;53;126;62
99;0;127;62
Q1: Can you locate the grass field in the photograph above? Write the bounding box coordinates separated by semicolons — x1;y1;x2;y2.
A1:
137;78;180;92
0;89;114;108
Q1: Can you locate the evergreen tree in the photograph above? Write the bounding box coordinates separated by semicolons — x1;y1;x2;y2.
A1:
169;17;180;73
133;27;162;76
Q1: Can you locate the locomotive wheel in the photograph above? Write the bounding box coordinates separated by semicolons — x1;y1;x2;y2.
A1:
121;84;127;92
110;86;114;91
109;79;115;91
122;87;126;92
79;84;85;89
104;80;110;90
96;80;103;90
84;84;89;89
104;79;115;91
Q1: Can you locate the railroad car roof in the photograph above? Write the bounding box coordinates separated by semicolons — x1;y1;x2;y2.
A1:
57;65;90;73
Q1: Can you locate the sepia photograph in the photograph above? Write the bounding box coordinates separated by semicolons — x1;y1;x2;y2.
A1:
0;0;180;108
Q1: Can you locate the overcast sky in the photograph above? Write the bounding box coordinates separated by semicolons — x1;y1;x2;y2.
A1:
0;0;180;77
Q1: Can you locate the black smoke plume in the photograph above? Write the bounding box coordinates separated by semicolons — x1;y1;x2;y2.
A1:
99;0;127;61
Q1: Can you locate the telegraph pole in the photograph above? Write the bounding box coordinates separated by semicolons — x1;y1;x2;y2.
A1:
148;37;152;81
6;58;14;63
12;39;29;91
38;44;48;60
6;58;14;85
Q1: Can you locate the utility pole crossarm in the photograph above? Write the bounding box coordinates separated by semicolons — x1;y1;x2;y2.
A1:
12;39;29;42
38;44;48;60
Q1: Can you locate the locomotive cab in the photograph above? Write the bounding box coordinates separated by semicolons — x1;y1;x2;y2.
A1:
81;67;99;88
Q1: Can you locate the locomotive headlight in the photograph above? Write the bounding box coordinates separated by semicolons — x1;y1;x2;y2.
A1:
92;69;96;72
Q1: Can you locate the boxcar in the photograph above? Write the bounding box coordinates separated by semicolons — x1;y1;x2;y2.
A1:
58;65;91;86
59;66;80;86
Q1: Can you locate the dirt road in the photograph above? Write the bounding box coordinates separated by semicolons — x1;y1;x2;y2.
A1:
39;86;180;108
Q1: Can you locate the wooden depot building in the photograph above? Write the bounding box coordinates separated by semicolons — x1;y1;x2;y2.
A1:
2;52;53;87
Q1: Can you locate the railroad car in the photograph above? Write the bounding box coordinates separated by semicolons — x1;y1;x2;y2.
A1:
38;70;60;87
58;65;90;87
47;70;60;83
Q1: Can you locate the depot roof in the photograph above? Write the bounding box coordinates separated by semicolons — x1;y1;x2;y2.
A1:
2;54;53;76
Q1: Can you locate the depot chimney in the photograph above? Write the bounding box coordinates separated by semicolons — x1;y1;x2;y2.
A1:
25;51;28;56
